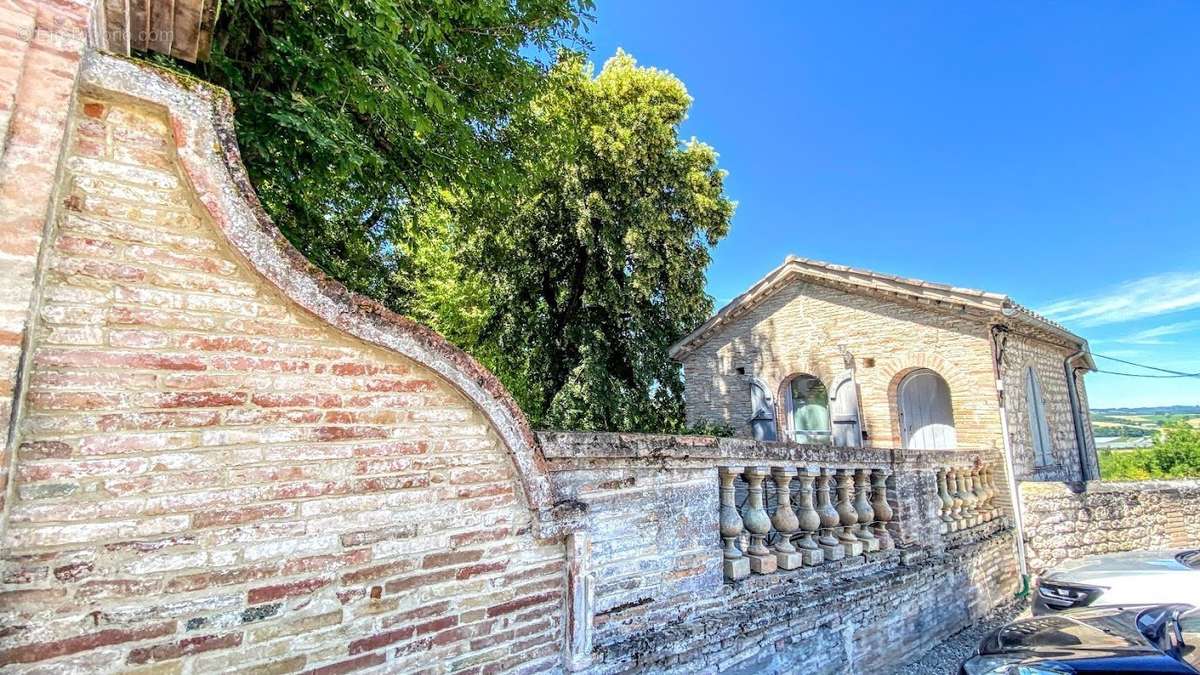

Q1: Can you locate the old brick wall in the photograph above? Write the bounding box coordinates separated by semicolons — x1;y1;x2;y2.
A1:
542;432;1021;674
678;279;1004;451
594;518;1018;674
999;332;1093;482
0;0;94;533
1020;479;1200;574
0;56;566;673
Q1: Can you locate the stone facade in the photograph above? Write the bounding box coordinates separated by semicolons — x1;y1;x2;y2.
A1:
1020;479;1200;574
672;262;1097;482
999;332;1097;482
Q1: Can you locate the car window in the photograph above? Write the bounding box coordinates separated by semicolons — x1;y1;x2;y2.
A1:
1177;549;1200;570
1178;610;1200;668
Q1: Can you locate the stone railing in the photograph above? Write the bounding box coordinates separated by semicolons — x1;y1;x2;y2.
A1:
538;432;1016;670
934;465;1001;534
719;466;894;579
719;461;1003;581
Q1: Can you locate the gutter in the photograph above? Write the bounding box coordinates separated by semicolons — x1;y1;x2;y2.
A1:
1064;349;1092;481
989;322;1030;597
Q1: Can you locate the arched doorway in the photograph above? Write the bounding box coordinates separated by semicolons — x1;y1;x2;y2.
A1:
898;368;956;449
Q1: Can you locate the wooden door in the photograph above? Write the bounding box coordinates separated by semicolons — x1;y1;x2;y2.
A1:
899;369;957;449
829;371;863;447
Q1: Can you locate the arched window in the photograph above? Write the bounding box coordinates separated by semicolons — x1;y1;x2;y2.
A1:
785;374;831;444
1025;366;1053;467
898;368;956;449
748;379;777;441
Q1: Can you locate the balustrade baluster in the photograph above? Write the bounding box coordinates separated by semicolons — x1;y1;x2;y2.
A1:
835;469;864;556
816;468;845;561
955;467;974;528
936;468;953;534
794;467;824;566
947;468;964;531
972;467;988;522
853;468;879;552
743;467;777;574
871;468;894;550
770;467;802;570
984;466;999;520
719;466;750;581
963;467;981;527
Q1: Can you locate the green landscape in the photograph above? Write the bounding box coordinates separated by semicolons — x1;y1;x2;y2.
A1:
1092;406;1200;480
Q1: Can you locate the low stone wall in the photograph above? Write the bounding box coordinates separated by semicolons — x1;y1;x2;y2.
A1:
1020;479;1200;574
542;432;1020;673
602;524;1017;674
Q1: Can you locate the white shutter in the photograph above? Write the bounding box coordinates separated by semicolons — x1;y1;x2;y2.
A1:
899;369;957;450
829;370;863;447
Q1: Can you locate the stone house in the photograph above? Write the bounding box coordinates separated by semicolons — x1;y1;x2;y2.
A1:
670;256;1099;482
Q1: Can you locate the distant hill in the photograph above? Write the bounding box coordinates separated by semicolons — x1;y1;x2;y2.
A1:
1091;405;1200;416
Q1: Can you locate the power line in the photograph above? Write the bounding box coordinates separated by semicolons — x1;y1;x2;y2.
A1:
1091;352;1200;379
1095;369;1200;379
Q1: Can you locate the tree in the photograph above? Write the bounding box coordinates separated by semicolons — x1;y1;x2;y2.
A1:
1098;420;1200;480
189;0;592;309
417;51;734;431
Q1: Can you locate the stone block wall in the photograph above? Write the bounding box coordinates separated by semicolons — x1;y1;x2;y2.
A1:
1020;479;1200;574
541;432;1020;673
999;332;1095;482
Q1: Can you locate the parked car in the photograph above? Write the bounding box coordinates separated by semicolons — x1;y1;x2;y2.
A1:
960;604;1200;674
1034;549;1200;615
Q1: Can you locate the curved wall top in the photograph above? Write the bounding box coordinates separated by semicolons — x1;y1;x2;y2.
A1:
79;52;559;534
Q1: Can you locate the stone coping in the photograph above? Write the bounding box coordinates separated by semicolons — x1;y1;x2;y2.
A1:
538;431;1000;470
1020;478;1200;496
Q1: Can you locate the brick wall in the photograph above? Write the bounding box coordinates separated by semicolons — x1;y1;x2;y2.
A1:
0;0;93;530
0;53;566;674
1020;479;1200;575
541;432;1021;673
679;279;1004;451
677;277;1096;482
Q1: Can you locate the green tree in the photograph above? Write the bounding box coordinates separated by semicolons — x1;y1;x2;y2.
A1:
190;0;592;309
1099;420;1200;480
419;51;734;431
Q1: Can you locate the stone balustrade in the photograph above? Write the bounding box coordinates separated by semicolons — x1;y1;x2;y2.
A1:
934;465;1001;534
720;461;1001;580
719;464;897;580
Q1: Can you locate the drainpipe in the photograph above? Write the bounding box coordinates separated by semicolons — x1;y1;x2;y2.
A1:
1064;350;1091;482
989;322;1029;597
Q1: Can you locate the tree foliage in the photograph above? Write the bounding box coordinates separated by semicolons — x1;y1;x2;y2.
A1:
191;0;592;308
1099;420;1200;480
415;52;734;431
187;3;732;433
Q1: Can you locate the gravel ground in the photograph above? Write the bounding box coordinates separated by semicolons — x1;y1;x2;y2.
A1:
886;599;1030;675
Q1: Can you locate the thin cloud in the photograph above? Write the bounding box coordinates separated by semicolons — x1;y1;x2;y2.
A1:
1116;319;1200;345
1040;271;1200;327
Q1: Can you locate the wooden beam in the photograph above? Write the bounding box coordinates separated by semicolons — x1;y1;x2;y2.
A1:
149;0;175;55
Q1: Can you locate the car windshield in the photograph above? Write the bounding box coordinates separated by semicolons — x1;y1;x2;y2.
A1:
1176;550;1200;570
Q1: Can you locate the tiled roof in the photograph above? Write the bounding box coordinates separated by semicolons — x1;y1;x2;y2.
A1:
669;255;1091;364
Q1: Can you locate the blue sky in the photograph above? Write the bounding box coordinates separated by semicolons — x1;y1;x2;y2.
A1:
584;1;1200;409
